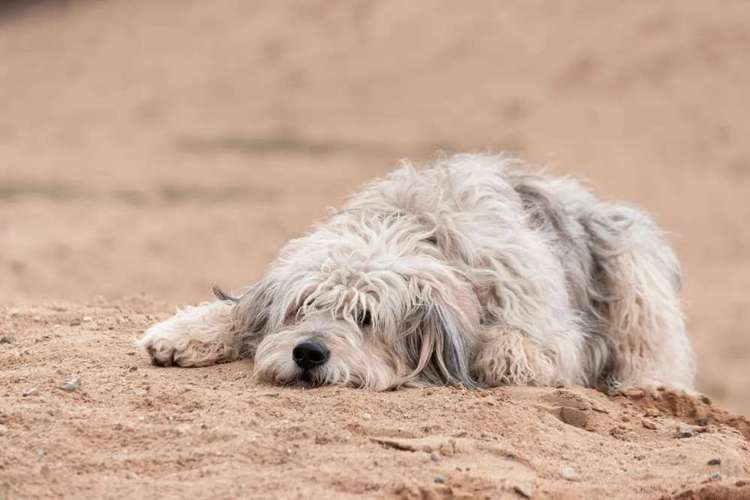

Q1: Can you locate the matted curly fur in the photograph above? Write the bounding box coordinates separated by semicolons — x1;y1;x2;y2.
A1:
137;154;695;392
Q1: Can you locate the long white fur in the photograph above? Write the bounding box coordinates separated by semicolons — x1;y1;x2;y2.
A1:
136;154;695;392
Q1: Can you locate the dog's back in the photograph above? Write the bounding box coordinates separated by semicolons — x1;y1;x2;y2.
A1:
346;154;694;390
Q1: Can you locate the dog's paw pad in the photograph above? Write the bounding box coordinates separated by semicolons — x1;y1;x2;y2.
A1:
145;342;178;367
136;324;186;367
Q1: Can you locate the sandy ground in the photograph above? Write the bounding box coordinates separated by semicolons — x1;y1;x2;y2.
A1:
1;0;750;498
1;303;750;499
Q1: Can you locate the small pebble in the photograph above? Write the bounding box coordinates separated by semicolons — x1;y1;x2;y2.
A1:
695;417;709;427
676;424;697;438
22;388;37;397
644;407;660;417
708;472;722;482
61;377;81;392
561;465;578;481
430;452;441;462
622;388;645;399
514;484;534;498
708;458;721;466
361;412;372;421
642;419;657;430
0;335;15;344
433;475;445;484
559;407;589;429
82;316;93;322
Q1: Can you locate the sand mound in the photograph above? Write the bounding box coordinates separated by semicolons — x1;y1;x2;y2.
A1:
1;302;749;499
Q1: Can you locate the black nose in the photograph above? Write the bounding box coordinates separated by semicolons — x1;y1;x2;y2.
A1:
293;341;330;370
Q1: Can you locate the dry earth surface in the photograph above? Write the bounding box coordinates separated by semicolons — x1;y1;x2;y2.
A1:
1;303;750;499
1;0;750;498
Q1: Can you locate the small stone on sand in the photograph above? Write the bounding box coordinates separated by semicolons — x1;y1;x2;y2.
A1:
559;407;589;429
642;419;657;430
561;465;578;481
676;425;698;438
61;377;81;392
514;483;535;498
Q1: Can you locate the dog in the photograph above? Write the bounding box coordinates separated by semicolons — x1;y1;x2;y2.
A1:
137;154;695;392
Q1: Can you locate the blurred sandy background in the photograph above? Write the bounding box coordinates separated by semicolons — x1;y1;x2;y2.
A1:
1;0;748;416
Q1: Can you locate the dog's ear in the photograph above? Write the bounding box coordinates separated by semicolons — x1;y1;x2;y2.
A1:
234;278;277;337
405;290;478;388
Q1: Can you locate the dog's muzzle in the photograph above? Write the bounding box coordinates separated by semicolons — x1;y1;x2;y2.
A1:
292;340;330;371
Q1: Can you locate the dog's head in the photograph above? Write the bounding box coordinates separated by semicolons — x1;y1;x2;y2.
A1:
235;215;480;390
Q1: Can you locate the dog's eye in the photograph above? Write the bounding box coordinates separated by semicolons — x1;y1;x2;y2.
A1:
356;310;372;327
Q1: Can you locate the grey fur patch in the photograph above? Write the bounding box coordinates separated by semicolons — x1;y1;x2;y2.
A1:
406;303;478;389
511;173;614;386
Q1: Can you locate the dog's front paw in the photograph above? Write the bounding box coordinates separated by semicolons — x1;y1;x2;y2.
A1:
136;302;239;368
136;320;189;367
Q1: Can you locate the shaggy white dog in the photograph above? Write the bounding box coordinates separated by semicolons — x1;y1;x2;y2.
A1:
137;154;695;392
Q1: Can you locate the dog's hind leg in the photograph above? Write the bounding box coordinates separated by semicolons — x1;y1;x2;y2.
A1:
585;204;695;392
137;300;245;367
471;327;578;386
